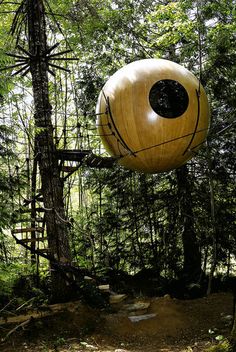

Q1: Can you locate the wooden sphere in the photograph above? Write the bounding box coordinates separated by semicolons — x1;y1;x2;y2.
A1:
96;59;210;173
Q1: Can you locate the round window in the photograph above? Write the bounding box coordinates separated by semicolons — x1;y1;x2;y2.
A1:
149;79;189;118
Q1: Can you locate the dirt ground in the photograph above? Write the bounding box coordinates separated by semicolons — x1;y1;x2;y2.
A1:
0;292;234;352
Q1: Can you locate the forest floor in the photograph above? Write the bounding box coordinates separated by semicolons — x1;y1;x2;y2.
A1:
0;292;234;352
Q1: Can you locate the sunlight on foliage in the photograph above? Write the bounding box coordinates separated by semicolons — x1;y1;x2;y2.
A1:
205;340;232;352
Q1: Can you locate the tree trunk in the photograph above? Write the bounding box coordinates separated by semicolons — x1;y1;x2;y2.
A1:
231;293;236;351
176;164;201;283
27;0;72;302
30;156;37;265
206;143;217;296
140;174;159;272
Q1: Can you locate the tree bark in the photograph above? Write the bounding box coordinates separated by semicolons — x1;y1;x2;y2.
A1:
231;293;236;351
176;164;202;283
206;143;217;296
27;0;72;302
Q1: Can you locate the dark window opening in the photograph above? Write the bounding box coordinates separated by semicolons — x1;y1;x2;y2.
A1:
149;79;189;118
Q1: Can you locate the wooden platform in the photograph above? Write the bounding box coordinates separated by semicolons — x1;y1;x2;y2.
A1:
56;149;90;162
56;149;116;168
18;237;48;243
12;227;44;234
18;207;45;214
85;153;116;168
12;217;44;224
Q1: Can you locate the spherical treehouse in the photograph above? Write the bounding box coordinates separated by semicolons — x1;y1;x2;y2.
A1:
96;59;210;173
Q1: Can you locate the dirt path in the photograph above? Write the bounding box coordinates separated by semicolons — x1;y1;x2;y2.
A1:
0;292;233;352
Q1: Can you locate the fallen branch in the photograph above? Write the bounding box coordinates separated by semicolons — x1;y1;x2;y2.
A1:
0;299;16;314
0;300;81;326
1;318;32;342
16;297;36;312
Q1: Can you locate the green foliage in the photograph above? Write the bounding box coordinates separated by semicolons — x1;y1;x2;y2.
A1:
146;2;197;56
0;261;28;301
79;280;108;308
0;261;49;309
53;337;66;348
205;339;232;352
